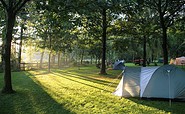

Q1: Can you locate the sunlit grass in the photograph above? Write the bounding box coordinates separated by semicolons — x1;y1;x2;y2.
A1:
0;65;185;114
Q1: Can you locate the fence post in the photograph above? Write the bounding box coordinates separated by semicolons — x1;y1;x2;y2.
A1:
37;62;39;69
22;63;25;71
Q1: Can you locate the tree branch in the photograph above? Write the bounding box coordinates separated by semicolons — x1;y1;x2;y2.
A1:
165;2;185;26
13;0;22;11
162;0;168;15
169;3;185;17
14;0;30;14
0;0;7;10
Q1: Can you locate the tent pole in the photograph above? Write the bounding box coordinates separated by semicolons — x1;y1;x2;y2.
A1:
167;70;171;107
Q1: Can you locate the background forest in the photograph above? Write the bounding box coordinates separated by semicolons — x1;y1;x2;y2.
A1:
0;0;184;72
0;1;185;113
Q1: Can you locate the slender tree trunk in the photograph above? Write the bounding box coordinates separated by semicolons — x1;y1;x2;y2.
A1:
18;24;23;70
1;42;5;69
2;10;16;93
51;54;55;64
151;49;154;62
161;27;168;65
95;56;97;64
1;28;5;65
80;50;84;64
90;56;93;64
40;51;44;69
58;52;61;68
100;8;107;75
65;54;68;64
48;51;51;72
158;1;168;65
143;36;147;67
40;37;47;68
48;36;51;72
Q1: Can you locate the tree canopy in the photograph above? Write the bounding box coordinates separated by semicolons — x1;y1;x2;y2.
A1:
0;0;184;93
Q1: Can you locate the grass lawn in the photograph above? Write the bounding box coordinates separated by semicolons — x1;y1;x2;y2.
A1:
0;65;185;114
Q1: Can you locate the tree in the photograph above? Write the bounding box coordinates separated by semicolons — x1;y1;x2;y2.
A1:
34;1;79;69
75;0;127;74
17;11;28;70
0;5;5;65
168;20;185;57
145;0;185;64
0;0;30;93
131;2;157;67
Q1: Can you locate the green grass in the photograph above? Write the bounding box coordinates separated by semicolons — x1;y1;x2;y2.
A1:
0;65;185;114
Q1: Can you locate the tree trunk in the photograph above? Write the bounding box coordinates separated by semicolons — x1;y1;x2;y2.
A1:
51;54;55;64
1;28;5;65
161;27;168;65
40;37;47;68
158;1;168;65
95;56;97;64
65;54;68;64
151;49;154;62
48;51;51;72
80;50;84;65
143;36;147;67
18;24;23;70
90;56;93;64
48;36;51;72
58;52;61;68
100;8;107;75
2;10;16;93
40;51;44;69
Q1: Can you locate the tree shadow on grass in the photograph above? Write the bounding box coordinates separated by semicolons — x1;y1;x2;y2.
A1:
64;67;122;79
0;72;73;114
53;70;119;88
127;97;185;113
51;72;112;93
26;70;116;92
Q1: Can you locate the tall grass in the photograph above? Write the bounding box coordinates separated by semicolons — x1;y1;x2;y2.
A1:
0;65;185;114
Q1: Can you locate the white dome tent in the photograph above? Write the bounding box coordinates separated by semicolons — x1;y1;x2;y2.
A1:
113;65;185;99
113;60;125;70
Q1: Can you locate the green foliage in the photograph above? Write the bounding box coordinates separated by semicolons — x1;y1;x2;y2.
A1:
1;66;185;113
168;21;185;57
0;6;5;26
112;37;131;58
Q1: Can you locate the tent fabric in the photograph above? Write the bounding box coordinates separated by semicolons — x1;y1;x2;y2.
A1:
113;76;124;96
170;56;185;65
140;66;159;97
113;65;185;99
113;60;125;70
113;67;141;97
170;59;175;64
142;65;185;98
174;56;185;65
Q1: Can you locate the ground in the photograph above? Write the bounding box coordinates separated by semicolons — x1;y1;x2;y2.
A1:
0;64;185;114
